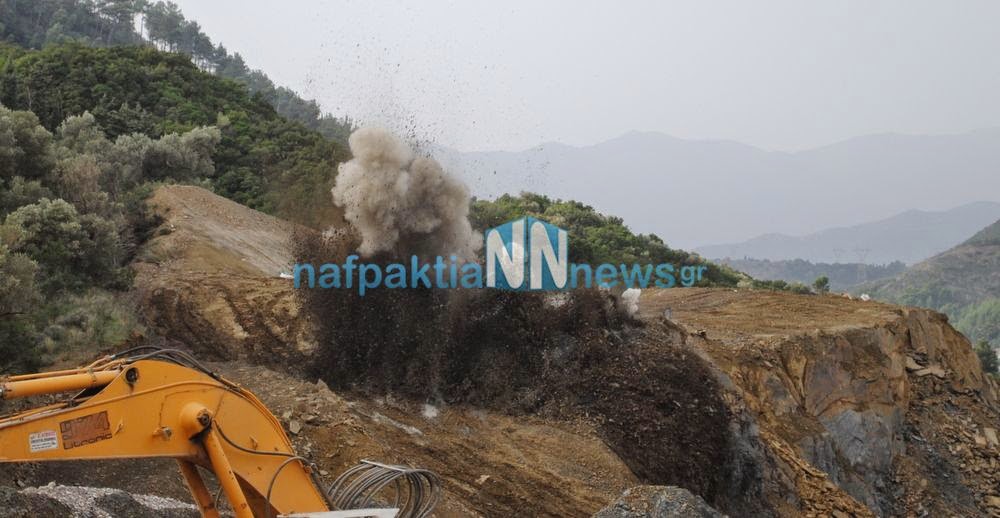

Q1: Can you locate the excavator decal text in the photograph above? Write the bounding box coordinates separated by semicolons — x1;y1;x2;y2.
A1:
59;411;112;450
28;430;59;453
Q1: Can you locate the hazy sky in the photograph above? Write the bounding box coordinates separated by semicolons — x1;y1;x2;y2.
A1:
171;0;1000;152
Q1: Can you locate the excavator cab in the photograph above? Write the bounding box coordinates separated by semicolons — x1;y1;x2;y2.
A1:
0;348;440;518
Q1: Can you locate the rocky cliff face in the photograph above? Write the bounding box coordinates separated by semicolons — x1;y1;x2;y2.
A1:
646;289;999;517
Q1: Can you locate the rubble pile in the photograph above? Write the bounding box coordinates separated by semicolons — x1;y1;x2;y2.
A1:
896;354;1000;517
593;485;724;518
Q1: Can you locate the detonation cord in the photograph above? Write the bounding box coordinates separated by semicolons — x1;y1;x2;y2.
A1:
265;455;314;518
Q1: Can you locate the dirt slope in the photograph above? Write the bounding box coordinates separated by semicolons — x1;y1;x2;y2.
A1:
76;186;1000;516
133;185;317;363
220;363;638;517
144;184;299;275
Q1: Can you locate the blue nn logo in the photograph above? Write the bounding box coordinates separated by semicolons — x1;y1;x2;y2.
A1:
485;217;568;290
292;216;708;295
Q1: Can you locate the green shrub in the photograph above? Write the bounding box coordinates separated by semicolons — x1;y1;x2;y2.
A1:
0;243;41;373
975;340;998;375
3;198;125;294
0;316;39;373
789;282;812;295
0;105;54;182
0;243;39;315
752;279;789;291
0;176;52;217
35;290;144;362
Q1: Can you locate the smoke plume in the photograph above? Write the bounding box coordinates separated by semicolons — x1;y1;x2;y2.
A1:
332;127;480;260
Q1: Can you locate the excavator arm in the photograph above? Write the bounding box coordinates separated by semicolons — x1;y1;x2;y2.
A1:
0;349;424;518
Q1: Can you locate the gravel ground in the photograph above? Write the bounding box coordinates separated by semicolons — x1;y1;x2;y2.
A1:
21;484;198;518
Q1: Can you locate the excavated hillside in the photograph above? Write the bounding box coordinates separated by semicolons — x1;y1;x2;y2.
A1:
8;185;996;517
642;289;1000;516
133;185;318;364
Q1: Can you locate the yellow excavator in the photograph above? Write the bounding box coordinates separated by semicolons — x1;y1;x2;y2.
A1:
0;348;441;518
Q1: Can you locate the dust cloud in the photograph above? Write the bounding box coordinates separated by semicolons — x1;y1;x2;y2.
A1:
331;127;480;260
297;127;734;509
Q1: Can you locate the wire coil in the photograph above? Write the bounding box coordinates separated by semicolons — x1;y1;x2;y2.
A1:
328;460;442;518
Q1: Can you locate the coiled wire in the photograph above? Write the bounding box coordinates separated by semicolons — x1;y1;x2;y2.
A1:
328;460;441;518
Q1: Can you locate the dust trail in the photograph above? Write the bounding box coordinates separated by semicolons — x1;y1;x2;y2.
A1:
331;127;481;260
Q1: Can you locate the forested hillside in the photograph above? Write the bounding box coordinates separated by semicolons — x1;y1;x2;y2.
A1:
0;102;221;371
0;43;348;226
869;219;1000;353
0;32;347;372
0;0;353;142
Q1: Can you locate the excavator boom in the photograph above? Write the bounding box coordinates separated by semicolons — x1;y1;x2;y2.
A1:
0;349;331;517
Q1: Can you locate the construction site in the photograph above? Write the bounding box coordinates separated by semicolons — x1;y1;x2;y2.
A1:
1;3;999;516
2;181;997;517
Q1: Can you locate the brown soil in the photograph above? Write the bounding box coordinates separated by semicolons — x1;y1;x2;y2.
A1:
639;287;901;341
132;185;317;363
219;363;639;517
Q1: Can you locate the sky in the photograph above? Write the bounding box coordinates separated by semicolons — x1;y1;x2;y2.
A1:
170;0;1000;152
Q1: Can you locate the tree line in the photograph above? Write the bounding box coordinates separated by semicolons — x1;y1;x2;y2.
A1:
718;257;906;291
0;43;349;227
0;0;354;142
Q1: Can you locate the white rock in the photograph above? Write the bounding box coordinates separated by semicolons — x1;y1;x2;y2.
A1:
621;288;642;318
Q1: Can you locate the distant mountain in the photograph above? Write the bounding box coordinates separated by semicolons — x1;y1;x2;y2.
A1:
718;258;906;291
868;218;1000;346
696;201;1000;265
434;129;1000;251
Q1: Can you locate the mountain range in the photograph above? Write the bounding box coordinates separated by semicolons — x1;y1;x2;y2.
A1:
696;201;1000;264
434;129;1000;254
